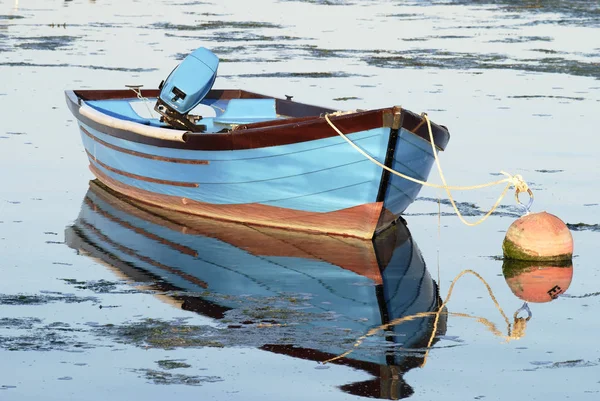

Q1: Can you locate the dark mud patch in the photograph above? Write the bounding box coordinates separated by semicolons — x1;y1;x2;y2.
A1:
166;31;302;43
279;0;354;5
0;317;42;329
15;35;79;51
224;71;367;79
0;293;98;306
430;34;475;40
364;50;506;69
409;197;524;218
156;359;192;370
190;45;247;56
94;299;360;353
151;21;283;31
363;50;600;80
561;291;600;299
435;0;600;26
1;290;415;360
0;15;24;20
333;96;361;101
133;369;222;386
489;35;553;43
0;324;94;352
178;1;212;5
530;48;563;55
175;46;282;62
526;359;599;371
384;13;429;21
535;169;564;173
0;62;157;72
566;223;600;232
304;46;348;59
509;95;584;101
88;22;130;29
97;319;222;349
60;278;138;294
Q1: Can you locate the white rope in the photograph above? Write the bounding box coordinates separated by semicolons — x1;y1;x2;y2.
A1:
324;112;531;226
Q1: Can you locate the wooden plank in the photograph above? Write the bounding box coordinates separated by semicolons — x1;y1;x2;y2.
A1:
86;151;199;188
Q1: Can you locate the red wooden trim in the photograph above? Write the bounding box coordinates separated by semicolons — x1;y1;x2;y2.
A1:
86;151;199;188
66;89;450;151
80;126;210;165
74;89;265;102
88;164;384;239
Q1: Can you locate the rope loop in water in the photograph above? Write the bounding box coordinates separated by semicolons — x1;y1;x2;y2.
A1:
320;269;530;367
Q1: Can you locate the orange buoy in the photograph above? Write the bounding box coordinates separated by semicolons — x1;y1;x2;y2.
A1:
503;211;573;262
502;260;573;303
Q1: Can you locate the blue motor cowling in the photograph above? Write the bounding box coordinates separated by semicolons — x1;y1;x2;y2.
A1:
155;47;219;131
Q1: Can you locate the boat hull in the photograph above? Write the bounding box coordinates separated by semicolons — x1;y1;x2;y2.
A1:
67;89;449;238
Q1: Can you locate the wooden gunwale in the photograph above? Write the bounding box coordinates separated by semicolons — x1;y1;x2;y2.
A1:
80;126;210;164
66;89;450;152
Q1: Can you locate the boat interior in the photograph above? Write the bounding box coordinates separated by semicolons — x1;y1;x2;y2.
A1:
78;89;335;133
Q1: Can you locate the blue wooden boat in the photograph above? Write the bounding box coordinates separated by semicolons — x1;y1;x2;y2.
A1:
65;47;450;239
65;180;447;399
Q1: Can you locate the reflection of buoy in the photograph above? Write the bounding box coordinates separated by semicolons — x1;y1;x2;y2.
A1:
503;212;573;261
502;260;573;303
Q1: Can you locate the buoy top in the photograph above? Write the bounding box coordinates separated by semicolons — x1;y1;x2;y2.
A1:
503;211;573;262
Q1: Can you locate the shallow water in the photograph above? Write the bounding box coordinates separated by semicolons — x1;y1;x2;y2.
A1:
1;0;600;400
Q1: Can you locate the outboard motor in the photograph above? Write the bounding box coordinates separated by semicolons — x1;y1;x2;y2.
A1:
155;47;219;132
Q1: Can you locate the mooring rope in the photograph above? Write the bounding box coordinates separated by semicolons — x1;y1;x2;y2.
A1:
323;112;533;225
321;269;526;366
126;85;157;119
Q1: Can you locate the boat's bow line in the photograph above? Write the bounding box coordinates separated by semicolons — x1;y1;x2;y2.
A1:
155;47;219;132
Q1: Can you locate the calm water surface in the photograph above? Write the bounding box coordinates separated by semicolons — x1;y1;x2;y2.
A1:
1;0;599;400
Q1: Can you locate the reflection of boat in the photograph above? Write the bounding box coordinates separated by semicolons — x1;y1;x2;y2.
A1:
64;47;450;239
65;180;446;399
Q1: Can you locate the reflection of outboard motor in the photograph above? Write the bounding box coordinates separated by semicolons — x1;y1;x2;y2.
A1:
154;47;219;132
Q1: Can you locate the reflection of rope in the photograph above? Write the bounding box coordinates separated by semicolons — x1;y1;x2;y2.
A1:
322;269;529;366
323;113;532;226
423;269;509;366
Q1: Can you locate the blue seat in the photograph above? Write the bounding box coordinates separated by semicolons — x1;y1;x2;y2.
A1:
213;99;279;124
87;100;152;125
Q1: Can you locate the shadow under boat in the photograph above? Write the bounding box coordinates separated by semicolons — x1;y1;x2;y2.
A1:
65;180;447;400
